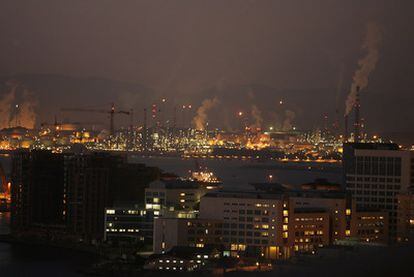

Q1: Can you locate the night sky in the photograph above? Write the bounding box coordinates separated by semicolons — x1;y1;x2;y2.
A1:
0;1;413;133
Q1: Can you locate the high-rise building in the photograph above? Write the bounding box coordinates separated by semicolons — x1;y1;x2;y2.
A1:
11;150;66;233
343;143;414;241
11;150;160;243
64;152;160;242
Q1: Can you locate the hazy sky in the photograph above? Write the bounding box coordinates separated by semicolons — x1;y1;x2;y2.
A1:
0;1;413;132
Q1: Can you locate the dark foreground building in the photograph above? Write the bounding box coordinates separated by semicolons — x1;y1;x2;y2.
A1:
11;150;160;243
11;150;66;233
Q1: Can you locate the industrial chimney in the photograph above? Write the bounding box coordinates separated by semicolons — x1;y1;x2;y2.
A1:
344;115;348;143
354;86;361;143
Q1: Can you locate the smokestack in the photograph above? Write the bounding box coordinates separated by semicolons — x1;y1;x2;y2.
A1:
344;114;348;142
143;108;148;151
354;86;361;143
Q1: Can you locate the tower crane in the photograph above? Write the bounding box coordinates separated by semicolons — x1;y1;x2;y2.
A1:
61;103;131;136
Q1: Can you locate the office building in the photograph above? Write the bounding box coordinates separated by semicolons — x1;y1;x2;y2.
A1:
145;178;219;217
350;209;389;243
343;143;414;241
153;218;222;254
104;205;153;244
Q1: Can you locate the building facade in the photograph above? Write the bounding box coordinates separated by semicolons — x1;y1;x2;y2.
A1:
104;205;153;244
343;143;414;241
145;178;219;217
153;218;222;254
11;150;66;233
397;190;414;242
11;150;159;243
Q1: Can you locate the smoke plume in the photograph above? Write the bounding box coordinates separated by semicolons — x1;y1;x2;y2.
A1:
0;80;38;129
16;89;38;129
192;97;219;130
345;22;381;116
282;110;295;131
0;81;18;129
250;105;263;129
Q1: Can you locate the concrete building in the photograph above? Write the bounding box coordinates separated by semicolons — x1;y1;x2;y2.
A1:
11;150;159;243
104;205;153;244
11;150;66;233
350;209;389;244
64;152;159;242
287;189;352;244
145;179;219;217
397;189;414;242
343;143;414;241
145;246;221;272
153;218;222;254
291;208;330;252
199;190;287;259
153;182;393;259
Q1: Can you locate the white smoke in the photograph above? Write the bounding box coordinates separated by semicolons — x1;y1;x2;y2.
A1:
282;110;295;131
345;22;382;115
192;97;219;130
16;89;38;129
0;80;38;129
0;81;18;129
250;104;263;129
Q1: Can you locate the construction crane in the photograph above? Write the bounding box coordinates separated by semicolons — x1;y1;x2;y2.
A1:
61;103;131;136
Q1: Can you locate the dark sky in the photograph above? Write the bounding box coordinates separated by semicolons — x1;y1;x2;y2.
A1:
0;1;413;133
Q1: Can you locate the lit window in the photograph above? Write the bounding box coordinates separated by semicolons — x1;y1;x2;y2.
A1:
346;209;351;216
